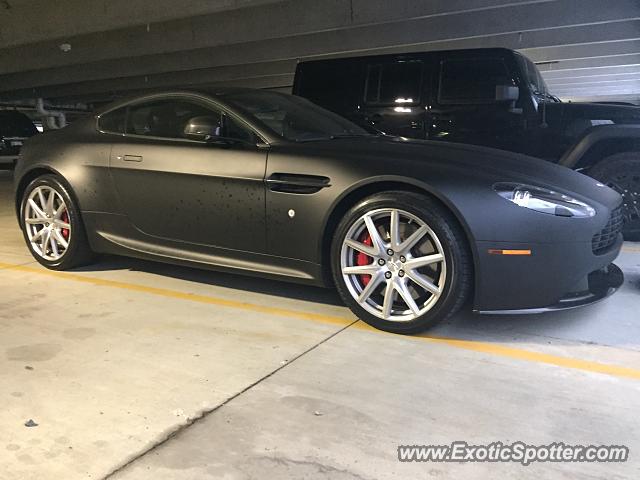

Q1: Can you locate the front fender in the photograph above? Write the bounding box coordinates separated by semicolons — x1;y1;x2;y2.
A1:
320;174;477;249
559;124;640;169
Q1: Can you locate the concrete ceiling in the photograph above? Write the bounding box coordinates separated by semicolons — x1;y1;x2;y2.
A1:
0;0;638;105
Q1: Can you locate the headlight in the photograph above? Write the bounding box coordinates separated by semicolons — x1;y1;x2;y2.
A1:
494;183;596;218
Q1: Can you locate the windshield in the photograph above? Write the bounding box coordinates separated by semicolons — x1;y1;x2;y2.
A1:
517;54;551;97
223;91;371;142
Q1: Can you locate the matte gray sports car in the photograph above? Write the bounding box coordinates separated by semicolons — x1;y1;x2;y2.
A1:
14;89;624;333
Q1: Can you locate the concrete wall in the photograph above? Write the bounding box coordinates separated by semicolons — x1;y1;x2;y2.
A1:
0;0;638;104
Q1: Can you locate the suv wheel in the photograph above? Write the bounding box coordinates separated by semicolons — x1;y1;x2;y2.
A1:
590;152;640;241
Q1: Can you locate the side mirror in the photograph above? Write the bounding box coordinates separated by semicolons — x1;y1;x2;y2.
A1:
495;85;520;102
183;115;222;142
495;85;522;114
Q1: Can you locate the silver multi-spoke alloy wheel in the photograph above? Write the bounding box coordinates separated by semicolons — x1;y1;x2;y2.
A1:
24;186;72;261
340;208;447;322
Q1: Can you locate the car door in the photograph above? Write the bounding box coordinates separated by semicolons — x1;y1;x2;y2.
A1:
429;54;526;152
361;59;427;138
108;96;268;253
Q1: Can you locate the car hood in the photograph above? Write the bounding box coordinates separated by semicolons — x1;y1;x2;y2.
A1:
280;136;622;208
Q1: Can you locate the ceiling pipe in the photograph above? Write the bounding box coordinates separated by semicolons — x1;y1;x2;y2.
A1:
35;98;67;129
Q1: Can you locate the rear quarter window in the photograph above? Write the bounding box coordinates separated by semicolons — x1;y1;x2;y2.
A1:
364;61;423;105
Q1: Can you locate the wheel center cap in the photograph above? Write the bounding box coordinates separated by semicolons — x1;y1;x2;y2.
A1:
387;260;401;273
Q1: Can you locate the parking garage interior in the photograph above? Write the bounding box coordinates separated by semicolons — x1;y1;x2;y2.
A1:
1;1;639;479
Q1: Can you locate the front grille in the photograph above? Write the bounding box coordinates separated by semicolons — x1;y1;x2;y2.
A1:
592;205;624;255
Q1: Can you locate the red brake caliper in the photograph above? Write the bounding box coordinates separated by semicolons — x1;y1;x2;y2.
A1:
356;233;373;286
61;211;70;240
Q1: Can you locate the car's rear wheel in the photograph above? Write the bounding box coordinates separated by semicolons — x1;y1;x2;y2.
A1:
20;175;94;270
590;152;640;241
331;191;472;333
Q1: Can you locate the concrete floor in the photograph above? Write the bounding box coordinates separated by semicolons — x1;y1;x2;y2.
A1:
0;169;639;480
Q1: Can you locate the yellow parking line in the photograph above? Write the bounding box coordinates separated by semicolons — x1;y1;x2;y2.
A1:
622;245;640;253
1;261;639;381
419;335;640;380
0;261;352;327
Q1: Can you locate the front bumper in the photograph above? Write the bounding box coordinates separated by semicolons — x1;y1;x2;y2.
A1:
477;263;624;314
472;232;623;313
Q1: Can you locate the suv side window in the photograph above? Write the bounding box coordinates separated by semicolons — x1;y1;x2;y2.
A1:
439;58;514;104
295;60;362;111
98;107;127;134
365;61;423;105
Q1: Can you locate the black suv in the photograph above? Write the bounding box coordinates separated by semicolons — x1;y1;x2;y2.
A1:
293;48;640;238
0;110;37;167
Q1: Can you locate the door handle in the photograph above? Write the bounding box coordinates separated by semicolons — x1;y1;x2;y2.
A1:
121;155;143;162
266;173;331;194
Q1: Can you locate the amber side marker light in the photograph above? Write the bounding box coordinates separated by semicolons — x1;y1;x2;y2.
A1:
488;249;532;256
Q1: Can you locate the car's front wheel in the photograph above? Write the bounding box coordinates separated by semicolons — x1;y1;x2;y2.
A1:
20;175;94;270
331;191;472;334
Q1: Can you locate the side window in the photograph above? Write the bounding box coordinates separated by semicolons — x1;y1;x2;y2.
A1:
122;99;259;144
98;107;127;134
439;58;514;104
224;115;259;144
126;99;218;139
365;61;422;105
365;65;382;104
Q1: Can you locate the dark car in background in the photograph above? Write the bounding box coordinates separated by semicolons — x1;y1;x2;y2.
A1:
14;89;624;333
293;48;640;238
0;110;38;167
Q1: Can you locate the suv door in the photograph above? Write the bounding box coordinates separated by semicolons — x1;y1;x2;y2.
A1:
362;59;427;138
430;54;526;152
106;96;267;253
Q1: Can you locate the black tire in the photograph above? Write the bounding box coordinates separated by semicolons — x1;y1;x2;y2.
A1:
20;174;95;270
331;191;472;334
589;152;640;241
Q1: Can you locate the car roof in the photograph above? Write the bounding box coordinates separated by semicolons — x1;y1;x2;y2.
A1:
94;88;275;115
296;47;517;65
92;88;289;144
